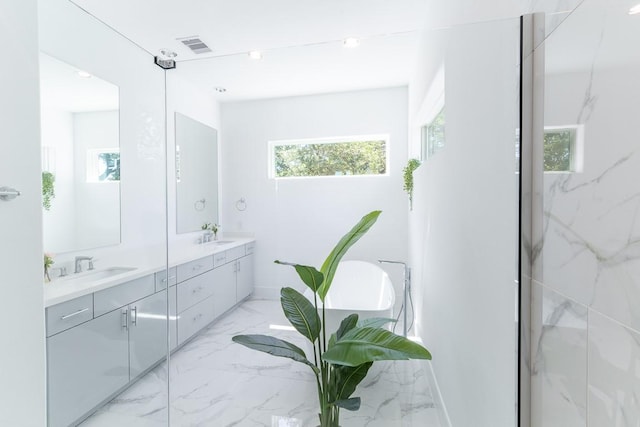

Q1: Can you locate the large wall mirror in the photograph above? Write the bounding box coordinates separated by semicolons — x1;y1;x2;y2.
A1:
40;52;121;254
175;112;219;233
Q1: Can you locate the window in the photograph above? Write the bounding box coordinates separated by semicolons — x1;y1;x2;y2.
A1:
543;125;582;172
421;107;445;160
87;148;120;182
269;135;388;178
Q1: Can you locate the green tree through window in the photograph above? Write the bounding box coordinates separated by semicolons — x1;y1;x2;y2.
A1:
544;129;573;172
273;139;387;178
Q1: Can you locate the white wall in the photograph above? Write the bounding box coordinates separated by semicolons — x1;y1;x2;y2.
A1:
221;87;409;301
0;0;46;425
408;19;521;427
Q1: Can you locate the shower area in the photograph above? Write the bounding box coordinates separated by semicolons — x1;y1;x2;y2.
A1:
2;0;637;426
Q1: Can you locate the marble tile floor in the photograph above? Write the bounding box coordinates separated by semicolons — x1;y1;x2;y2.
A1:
81;299;446;427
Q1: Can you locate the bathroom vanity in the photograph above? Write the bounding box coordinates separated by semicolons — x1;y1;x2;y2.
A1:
44;239;255;427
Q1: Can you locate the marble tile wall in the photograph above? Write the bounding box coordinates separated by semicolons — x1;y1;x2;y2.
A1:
532;0;640;425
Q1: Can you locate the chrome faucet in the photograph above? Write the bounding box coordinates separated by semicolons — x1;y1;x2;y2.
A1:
74;256;94;273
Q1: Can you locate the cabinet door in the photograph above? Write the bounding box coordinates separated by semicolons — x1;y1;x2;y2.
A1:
169;285;178;351
47;309;129;427
129;291;168;379
212;261;236;318
236;254;255;302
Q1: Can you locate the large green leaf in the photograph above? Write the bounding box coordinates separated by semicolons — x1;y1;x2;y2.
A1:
332;397;361;411
232;334;318;373
333;362;373;401
357;317;396;329
318;210;381;301
275;261;324;293
322;327;432;367
281;287;321;343
336;313;359;340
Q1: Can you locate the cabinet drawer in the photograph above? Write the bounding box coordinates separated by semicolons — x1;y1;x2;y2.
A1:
94;275;155;317
177;256;214;282
213;251;227;267
177;295;215;346
245;242;255;255
155;267;177;291
46;294;94;337
177;269;215;313
226;246;245;262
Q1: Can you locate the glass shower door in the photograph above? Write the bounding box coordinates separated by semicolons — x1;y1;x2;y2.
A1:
39;0;170;425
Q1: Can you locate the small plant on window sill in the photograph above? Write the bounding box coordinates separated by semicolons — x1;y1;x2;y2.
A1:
403;158;421;211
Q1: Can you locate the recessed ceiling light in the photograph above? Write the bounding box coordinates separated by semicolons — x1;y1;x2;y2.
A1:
76;70;92;78
629;3;640;14
248;50;263;60
343;37;360;48
213;87;227;93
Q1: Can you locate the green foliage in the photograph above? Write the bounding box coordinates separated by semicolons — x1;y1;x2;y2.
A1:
280;287;321;342
42;171;56;211
403;159;421;210
274;140;386;178
544;130;572;171
318;210;381;301
232;211;431;427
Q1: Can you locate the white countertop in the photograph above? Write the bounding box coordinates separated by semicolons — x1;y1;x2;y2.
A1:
44;238;255;308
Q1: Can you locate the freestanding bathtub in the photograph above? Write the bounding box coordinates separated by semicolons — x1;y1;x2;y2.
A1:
303;260;395;338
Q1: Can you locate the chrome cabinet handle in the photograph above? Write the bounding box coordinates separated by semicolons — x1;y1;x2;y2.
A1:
192;286;203;294
192;264;202;271
238;260;241;272
60;307;89;320
0;186;21;202
122;309;128;329
193;313;203;323
131;307;138;326
161;276;176;283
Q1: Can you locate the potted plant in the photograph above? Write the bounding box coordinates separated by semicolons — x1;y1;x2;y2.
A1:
233;211;431;427
44;253;55;282
42;171;56;211
403;159;421;211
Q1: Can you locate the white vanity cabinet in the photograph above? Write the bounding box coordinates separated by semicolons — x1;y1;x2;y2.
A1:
45;240;255;426
46;274;166;427
47;308;129;427
236;254;255;302
212;261;236;317
129;290;169;378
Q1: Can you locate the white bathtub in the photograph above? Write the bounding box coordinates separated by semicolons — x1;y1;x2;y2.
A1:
304;260;395;337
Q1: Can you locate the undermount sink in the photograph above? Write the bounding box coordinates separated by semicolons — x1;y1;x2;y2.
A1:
60;267;137;282
212;240;233;245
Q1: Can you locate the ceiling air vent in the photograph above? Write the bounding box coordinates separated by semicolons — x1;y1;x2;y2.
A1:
179;37;212;54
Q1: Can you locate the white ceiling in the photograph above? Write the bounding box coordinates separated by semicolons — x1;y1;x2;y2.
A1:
39;52;119;112
70;0;428;101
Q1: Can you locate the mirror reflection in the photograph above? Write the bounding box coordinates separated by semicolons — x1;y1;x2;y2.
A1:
39;52;121;254
175;112;219;233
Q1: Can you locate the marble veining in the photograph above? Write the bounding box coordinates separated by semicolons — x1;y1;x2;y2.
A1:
81;299;444;426
531;283;587;427
588;311;640;426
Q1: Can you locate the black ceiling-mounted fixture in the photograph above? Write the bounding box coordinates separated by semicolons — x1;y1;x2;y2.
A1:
154;49;177;70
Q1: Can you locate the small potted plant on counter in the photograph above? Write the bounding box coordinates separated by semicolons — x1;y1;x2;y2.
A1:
233;211;431;427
